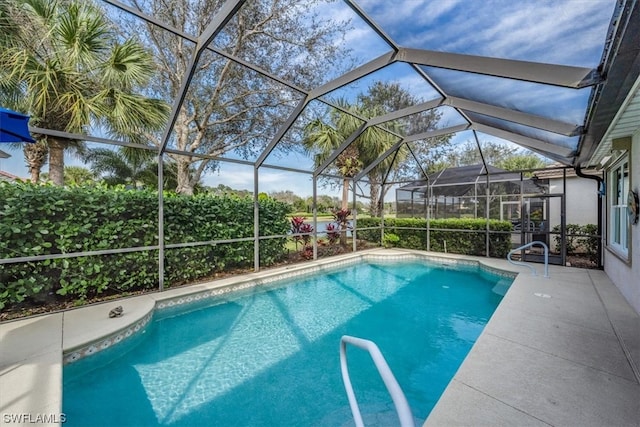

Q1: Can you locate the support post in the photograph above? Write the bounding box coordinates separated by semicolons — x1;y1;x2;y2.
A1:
313;175;318;260
254;167;260;272
485;173;490;257
561;169;567;266
157;154;165;291
427;185;431;251
352;180;357;253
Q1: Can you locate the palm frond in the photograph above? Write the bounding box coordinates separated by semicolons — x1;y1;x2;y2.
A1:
100;39;156;90
56;2;109;67
93;89;168;136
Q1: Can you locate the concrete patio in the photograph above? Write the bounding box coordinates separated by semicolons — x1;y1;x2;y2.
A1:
426;257;640;426
1;249;639;426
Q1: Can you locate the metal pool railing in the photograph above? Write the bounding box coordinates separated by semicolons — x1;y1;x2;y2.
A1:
507;240;550;278
339;335;416;427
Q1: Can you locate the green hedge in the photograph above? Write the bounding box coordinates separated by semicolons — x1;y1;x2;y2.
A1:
0;182;290;309
552;223;598;262
356;217;512;257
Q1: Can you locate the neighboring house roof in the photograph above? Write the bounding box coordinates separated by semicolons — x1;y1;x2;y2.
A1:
0;170;22;182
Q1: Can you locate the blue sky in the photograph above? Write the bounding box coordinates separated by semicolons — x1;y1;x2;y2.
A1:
0;0;617;198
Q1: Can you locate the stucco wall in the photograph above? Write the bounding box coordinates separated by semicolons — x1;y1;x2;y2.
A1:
547;177;599;230
604;128;640;315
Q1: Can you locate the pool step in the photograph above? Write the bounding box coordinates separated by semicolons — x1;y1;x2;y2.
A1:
491;278;512;296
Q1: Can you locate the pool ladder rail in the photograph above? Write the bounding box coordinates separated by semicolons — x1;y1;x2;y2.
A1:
507;240;550;278
339;335;416;427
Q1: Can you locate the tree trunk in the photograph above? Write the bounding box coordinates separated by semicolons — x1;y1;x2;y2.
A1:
29;166;40;184
48;138;65;186
379;184;390;216
23;140;48;184
369;181;380;217
175;159;194;195
341;178;349;210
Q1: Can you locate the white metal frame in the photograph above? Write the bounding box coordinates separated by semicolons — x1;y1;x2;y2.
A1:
339;335;415;427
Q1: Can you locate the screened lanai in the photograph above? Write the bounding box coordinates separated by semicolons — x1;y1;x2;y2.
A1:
396;164;545;220
1;0;639;314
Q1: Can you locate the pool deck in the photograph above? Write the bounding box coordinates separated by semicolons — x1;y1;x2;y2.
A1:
1;248;639;426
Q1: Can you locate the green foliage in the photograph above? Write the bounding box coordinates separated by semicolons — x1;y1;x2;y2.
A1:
497;154;548;173
357;217;512;257
0;182;290;309
552;224;599;261
0;0;169;185
582;224;599;263
382;233;400;248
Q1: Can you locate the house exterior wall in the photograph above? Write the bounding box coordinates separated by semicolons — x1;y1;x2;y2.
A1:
547;177;599;231
604;128;640;314
564;178;599;226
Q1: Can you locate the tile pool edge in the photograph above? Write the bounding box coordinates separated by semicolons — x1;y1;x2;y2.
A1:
61;249;517;364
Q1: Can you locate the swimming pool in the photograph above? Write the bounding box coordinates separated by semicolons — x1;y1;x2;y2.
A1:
63;258;511;426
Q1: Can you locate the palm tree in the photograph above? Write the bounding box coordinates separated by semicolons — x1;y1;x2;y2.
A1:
41;165;95;185
84;146;157;188
303;110;360;211
23;140;48;183
0;0;168;185
303;101;402;245
84;145;195;191
303;101;402;213
63;166;95;185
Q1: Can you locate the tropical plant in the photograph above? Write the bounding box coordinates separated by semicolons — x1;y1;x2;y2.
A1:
325;223;340;245
83;146;203;191
303;100;399;212
290;216;313;250
357;82;448;215
64;166;95;185
22;141;48;183
41;166;95;185
84;147;155;188
331;208;352;246
304;82;449;217
0;0;168;185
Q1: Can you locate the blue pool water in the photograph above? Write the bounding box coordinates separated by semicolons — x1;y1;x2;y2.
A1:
63;260;510;426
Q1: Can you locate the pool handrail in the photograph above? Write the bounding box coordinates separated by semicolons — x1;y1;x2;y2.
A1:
507;240;550;278
339;335;415;427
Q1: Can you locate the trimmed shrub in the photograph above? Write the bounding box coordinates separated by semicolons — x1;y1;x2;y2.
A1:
552;223;599;261
0;182;290;309
382;233;400;248
356;217;512;257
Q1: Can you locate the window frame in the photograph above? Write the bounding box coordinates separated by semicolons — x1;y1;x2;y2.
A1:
607;155;630;260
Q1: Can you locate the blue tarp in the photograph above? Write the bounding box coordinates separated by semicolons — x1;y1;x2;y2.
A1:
0;107;35;143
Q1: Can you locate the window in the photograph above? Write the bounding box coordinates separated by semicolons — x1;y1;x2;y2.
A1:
608;157;629;257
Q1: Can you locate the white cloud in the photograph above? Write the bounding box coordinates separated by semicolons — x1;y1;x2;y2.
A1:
423;0;614;65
